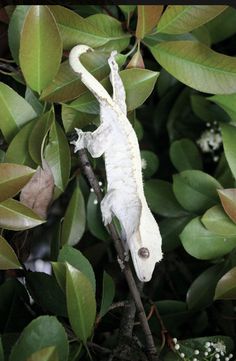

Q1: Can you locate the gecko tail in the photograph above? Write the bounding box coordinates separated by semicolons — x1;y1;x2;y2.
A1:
128;204;163;282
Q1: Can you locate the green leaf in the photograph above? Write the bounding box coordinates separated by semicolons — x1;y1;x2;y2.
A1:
58;245;96;292
121;69;159;111
99;271;115;318
19;6;62;93
8;5;30;64
41;51;115;103
70;68;159;113
140;150;159;178
87;192;109;241
25;88;44;116
144;179;187;217
0;83;37;142
61;183;86;246
66;263;96;343
136;5;163;39
218;188;236;223
62;105;97;134
44;121;71;192
0;163;35;202
49;6;130;51
5;121;36;167
202;205;236;235
151;41;236;94
205;7;236;44
191;94;229;123
215;266;236;300
159;216;192;252
25;272;67;317
9;316;69;361
173;170;222;213
0;235;22;270
119;5;136;16
0;198;45;231
221;123;236;179
51;262;66;291
157;5;227;34
27;347;58;361
209;93;236;121
187;263;227;310
170;138;203;172
180;216;236;259
29;111;54;165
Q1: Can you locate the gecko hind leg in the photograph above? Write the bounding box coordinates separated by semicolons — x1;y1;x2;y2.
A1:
100;190;115;226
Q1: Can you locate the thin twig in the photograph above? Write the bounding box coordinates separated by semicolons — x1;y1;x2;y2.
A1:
78;149;159;361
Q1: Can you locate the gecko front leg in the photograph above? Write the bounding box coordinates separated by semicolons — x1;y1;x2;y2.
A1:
71;121;112;158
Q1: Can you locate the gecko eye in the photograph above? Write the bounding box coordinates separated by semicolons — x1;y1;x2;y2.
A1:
138;247;150;259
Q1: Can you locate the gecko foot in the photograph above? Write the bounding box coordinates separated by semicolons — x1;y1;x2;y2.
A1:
71;128;84;153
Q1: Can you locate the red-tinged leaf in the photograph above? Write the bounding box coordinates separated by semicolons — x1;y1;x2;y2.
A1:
19;6;62;93
218;189;236;224
215;267;236;300
0;198;45;231
0;235;22;270
126;49;145;69
0;83;37;142
136;5;163;39
27;346;58;361
0;163;35;202
20;159;54;219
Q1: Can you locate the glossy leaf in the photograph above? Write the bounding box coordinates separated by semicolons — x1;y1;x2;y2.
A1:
99;271;115;318
0;198;44;231
25;88;44;116
209;93;236;120
170;138;203;172
19;6;62;93
51;262;66;292
157;5;227;34
0;235;22;270
159;216;192;252
151;41;236;94
136;5;163;39
44;121;71;192
215;267;236;300
66;263;96;343
180;216;236;260
221;123;236;179
9;316;68;361
144;179;187;217
41;52;114;103
0;163;35;202
8;5;30;64
61;184;86;246
58;245;96;292
218;188;236;223
173;170;222;213
202;205;236;235
62;105;97;134
49;6;130;50
87;192;109;242
70;68;159;113
0;83;37;142
119;5;136;15
187;263;226;310
29;111;54;165
5;121;36;167
205;7;236;44
140;150;159;178
27;347;58;361
26;272;67;317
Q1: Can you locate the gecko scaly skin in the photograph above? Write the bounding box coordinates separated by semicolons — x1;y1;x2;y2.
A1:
69;45;162;282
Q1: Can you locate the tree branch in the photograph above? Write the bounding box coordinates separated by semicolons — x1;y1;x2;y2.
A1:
78;148;159;361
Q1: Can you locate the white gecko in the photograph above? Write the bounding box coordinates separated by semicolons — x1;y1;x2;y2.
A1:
69;45;162;282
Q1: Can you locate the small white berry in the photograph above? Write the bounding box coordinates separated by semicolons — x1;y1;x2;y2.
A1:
90;188;94;192
193;358;198;361
98;181;103;186
173;338;178;344
194;350;200;355
228;354;233;359
207;348;211;352
205;342;211;348
204;352;209;356
175;344;180;350
93;199;98;205
225;358;229;361
180;353;185;358
215;354;220;359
